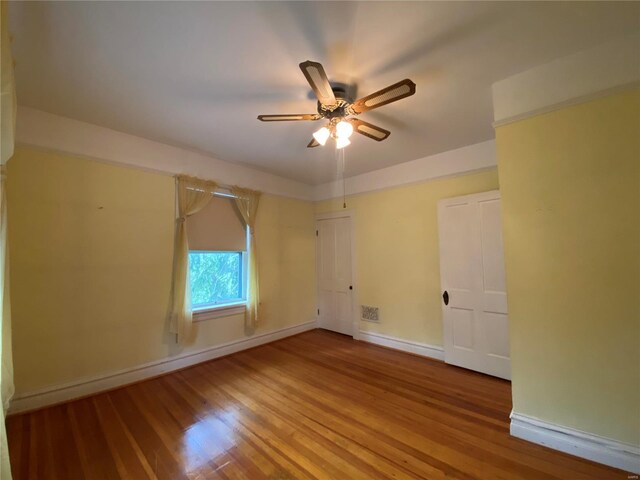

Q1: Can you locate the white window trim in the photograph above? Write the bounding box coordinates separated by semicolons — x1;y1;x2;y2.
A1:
193;301;246;322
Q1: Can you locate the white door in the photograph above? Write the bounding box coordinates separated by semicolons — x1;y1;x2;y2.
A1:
437;190;510;380
317;216;353;336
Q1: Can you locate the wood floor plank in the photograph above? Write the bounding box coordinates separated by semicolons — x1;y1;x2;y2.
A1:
163;370;317;480
5;414;24;479
45;405;85;480
226;346;514;479
212;357;436;480
206;362;397;480
6;329;630;479
107;388;189;480
68;398;121;480
263;343;592;479
131;380;233;479
174;365;331;480
151;375;274;479
92;394;157;480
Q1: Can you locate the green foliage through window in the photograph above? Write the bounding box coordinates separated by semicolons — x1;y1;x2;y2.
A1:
189;251;243;307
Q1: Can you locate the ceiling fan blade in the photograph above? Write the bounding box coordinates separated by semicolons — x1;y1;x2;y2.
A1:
257;114;320;122
349;118;391;141
307;138;320;148
299;60;337;107
350;79;416;114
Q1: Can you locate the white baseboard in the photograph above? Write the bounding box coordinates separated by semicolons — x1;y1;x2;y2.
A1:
9;320;317;415
510;411;640;474
358;330;444;361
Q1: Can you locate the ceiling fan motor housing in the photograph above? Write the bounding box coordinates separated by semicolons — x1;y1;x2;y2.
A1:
315;82;358;119
331;82;357;103
318;99;351;119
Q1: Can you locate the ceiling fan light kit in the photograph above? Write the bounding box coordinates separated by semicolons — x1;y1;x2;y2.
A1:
258;60;416;149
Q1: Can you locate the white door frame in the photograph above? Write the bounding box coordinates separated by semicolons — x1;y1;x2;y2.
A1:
315;210;359;339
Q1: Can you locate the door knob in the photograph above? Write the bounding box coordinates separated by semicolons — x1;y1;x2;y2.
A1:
349;285;353;290
442;290;449;305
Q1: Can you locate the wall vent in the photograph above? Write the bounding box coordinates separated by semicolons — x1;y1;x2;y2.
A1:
361;305;380;322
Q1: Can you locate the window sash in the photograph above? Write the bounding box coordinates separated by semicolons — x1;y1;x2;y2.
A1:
188;250;247;309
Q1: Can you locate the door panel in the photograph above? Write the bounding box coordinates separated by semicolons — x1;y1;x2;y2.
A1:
438;191;511;380
336;292;352;330
318;221;335;288
451;308;475;350
484;312;510;358
483;294;508;314
440;203;476;292
317;216;353;336
479;199;507;293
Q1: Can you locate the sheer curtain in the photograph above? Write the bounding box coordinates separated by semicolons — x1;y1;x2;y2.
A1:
231;186;261;329
1;2;16;477
168;175;217;343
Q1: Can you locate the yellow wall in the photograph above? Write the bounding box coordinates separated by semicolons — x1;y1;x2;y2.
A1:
6;147;316;394
315;170;499;346
495;88;640;445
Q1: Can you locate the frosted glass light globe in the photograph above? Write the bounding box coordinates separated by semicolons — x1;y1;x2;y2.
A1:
312;127;330;146
335;120;354;138
336;136;351;149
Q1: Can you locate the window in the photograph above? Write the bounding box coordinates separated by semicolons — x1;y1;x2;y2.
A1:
188;251;246;310
186;195;248;318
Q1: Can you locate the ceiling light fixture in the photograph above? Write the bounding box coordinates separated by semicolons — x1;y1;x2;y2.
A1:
336;136;351;149
312;126;331;146
314;120;353;148
335;120;354;139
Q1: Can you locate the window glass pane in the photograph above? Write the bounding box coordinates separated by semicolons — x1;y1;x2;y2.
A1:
188;251;243;307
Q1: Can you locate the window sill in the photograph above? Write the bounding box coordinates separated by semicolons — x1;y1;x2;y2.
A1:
193;303;246;322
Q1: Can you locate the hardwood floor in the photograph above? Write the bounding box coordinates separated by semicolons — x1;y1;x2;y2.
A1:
6;329;628;479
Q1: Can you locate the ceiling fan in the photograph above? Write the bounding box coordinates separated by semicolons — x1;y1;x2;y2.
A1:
257;61;416;149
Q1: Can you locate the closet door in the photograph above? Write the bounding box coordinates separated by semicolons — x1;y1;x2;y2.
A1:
317;216;353;336
438;191;510;380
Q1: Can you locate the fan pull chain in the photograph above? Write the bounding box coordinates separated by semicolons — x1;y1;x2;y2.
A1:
334;146;347;209
341;148;347;209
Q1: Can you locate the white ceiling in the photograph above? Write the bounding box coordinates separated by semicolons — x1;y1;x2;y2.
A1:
9;1;640;185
